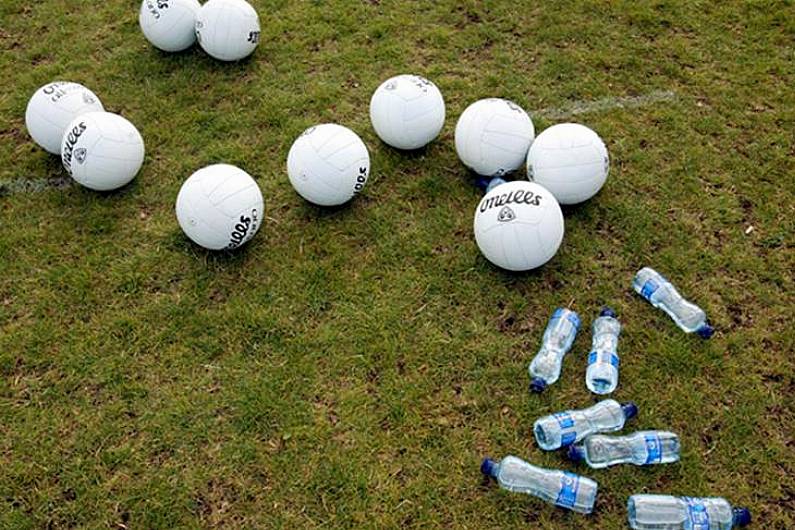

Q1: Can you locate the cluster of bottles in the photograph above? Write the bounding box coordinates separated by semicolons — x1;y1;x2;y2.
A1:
483;400;749;526
481;269;751;528
528;267;714;396
483;456;750;528
528;306;622;395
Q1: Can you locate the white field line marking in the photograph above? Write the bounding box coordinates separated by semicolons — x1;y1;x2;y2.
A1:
0;176;73;196
534;90;678;120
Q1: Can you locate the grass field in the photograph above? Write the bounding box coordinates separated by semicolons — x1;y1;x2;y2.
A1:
1;1;793;528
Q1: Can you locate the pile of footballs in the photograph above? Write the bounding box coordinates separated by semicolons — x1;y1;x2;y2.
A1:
24;0;610;271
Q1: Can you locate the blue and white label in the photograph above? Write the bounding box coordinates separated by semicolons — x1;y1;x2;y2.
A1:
588;351;619;367
554;413;577;446
554;412;574;429
566;311;581;330
552;308;580;331
555;472;580;509
640;279;660;300
644;434;662;464
685;498;711;530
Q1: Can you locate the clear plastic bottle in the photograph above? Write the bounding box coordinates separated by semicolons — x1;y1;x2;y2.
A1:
627;494;751;529
533;399;638;451
585;307;621;395
528;308;581;393
481;455;598;514
632;267;714;339
568;431;680;469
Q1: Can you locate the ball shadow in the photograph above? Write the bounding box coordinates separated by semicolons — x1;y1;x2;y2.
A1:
559;196;601;221
141;43;259;76
376;141;433;160
294;198;358;222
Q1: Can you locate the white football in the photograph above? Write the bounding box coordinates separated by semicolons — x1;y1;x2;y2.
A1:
455;98;535;177
139;0;201;52
61;112;145;191
195;0;260;61
26;82;104;154
287;124;370;207
527;123;609;205
176;164;264;250
473;181;564;271
369;74;445;150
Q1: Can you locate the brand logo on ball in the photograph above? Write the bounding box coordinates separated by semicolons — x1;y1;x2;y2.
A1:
145;0;167;19
497;206;516;222
61;122;88;176
74;148;87;164
247;31;260;44
384;81;397;91
479;187;542;213
353;167;367;193
42;83;62;95
505;100;523;113
410;76;433;92
44;82;73;103
226;209;259;250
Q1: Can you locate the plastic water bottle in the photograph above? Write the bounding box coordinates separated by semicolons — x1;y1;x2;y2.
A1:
481;455;598;514
528;308;581;393
475;176;507;193
627;494;751;529
633;267;715;339
533;399;638;450
567;431;680;469
585;308;621;395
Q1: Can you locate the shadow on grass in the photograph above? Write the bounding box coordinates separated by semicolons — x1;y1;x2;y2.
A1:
560;198;600;220
167;230;258;269
140;43;259;77
375;141;434;160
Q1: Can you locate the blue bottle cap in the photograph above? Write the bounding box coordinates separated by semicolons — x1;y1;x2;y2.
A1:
475;177;491;192
696;323;715;339
733;508;751;526
599;307;617;318
621;402;638;420
529;377;547;393
486;177;507;193
567;445;585;462
480;458;497;478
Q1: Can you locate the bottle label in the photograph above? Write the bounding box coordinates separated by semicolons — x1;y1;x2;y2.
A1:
566;311;581;330
644;434;662;464
554;413;577;446
561;432;577;446
554;412;574;428
588;351;619;367
640;279;659;300
684;498;711;529
555;472;580;509
552;308;580;331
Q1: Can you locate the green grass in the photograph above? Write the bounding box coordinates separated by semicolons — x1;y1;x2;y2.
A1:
1;0;793;528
